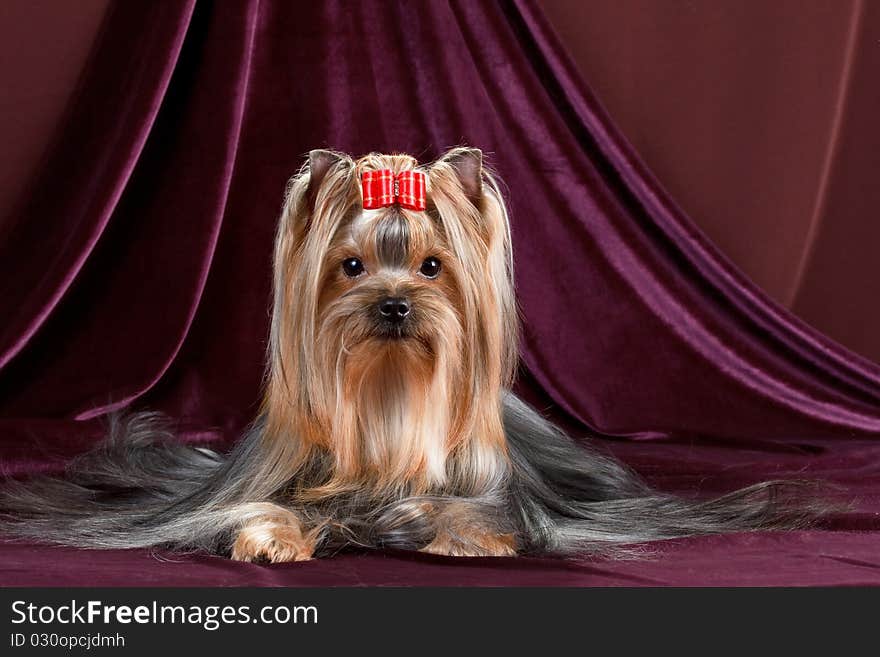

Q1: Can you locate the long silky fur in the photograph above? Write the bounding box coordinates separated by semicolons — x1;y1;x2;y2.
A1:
0;148;831;558
0;401;826;557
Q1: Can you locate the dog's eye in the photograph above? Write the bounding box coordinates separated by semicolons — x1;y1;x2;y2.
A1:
419;257;442;279
342;257;365;278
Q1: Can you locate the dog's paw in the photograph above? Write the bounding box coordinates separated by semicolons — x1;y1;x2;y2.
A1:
420;531;517;557
231;521;316;563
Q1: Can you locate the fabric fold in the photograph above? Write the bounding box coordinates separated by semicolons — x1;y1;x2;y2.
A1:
0;1;195;371
0;2;262;421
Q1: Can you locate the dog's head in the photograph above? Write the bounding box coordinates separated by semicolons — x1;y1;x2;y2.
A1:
264;148;516;492
313;157;465;354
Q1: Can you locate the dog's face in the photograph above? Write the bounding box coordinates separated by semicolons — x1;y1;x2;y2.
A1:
263;148;518;492
316;204;464;363
272;148;519;403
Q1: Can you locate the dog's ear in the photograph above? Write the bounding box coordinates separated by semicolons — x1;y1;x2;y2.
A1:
438;147;483;205
306;149;344;212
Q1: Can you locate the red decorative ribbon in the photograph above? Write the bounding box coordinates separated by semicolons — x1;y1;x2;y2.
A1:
361;169;426;211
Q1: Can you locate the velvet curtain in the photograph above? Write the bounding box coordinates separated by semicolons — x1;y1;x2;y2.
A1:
1;0;879;585
539;0;880;355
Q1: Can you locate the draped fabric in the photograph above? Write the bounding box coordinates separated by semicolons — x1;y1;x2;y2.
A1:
1;0;879;586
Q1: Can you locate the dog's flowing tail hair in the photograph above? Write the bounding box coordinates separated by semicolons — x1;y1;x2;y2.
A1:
0;148;832;558
0;404;829;557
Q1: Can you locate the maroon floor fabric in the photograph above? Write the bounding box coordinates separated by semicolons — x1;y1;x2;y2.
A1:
1;1;879;585
2;421;879;586
3;530;880;587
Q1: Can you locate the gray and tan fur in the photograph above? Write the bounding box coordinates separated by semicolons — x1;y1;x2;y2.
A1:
0;148;828;561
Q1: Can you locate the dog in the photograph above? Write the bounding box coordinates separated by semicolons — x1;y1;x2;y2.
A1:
0;147;824;562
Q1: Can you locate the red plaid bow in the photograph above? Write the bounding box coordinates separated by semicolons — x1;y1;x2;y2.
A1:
361;169;426;211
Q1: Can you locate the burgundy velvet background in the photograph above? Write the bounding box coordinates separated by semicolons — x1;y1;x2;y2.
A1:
541;0;880;369
1;0;879;586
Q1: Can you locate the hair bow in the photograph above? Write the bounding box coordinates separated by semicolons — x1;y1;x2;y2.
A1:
361;169;426;211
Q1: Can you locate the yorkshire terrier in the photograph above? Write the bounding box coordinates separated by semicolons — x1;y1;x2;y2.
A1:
0;148;824;561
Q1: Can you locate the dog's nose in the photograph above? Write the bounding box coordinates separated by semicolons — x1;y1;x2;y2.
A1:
378;297;410;323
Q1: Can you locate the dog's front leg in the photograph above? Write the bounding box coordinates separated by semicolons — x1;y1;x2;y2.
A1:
230;502;318;563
